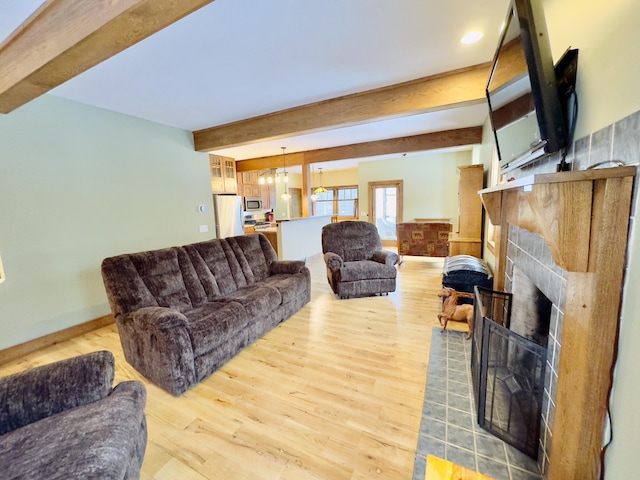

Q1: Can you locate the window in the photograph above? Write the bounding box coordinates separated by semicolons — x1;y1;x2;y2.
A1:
314;186;358;219
315;189;334;216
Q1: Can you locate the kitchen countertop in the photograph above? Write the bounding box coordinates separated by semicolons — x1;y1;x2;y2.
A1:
276;215;332;223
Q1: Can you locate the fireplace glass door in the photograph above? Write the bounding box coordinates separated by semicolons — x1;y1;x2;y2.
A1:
472;287;547;459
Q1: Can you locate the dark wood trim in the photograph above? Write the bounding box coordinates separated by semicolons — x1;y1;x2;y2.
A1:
0;315;115;366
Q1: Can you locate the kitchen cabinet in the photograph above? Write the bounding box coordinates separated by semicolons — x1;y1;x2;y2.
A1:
209;154;237;194
259;230;278;254
261;185;274;210
244;184;262;198
237;170;274;209
449;164;483;257
242;171;259;185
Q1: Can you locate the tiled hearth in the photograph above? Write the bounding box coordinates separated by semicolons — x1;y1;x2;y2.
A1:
413;329;542;480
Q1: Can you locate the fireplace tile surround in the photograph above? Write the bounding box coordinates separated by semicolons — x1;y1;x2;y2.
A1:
505;225;566;476
507;109;640;179
413;109;639;479
485;108;640;478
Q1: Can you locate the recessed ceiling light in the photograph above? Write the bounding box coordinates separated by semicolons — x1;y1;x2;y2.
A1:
461;31;483;44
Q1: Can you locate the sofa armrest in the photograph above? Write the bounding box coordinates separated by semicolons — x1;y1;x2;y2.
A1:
324;252;344;271
270;260;306;275
0;379;147;480
117;307;195;396
127;306;188;330
371;250;399;266
0;351;115;436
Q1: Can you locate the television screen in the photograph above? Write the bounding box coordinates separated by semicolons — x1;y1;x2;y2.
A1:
487;0;569;173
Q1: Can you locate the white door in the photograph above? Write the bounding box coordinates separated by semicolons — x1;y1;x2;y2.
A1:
368;181;403;246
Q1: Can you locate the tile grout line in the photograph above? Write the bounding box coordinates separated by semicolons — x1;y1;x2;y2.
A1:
416;329;544;480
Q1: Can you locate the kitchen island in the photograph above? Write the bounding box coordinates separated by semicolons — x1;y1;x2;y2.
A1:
254;215;332;261
253;226;278;253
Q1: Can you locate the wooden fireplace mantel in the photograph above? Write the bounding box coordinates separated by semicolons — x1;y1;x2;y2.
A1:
479;166;636;480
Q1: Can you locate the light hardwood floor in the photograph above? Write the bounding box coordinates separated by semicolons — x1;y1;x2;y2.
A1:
0;252;467;479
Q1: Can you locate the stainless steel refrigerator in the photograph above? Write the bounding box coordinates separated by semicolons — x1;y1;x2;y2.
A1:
213;194;244;238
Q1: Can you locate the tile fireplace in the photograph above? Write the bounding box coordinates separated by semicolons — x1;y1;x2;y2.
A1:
471;227;565;473
479;166;634;479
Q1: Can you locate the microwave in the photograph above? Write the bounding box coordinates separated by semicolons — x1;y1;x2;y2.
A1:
244;197;263;211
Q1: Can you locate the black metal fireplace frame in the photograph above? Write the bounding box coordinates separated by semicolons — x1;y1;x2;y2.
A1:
472;286;547;459
471;286;513;407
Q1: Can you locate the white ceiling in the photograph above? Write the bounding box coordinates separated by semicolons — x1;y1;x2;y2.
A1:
0;0;513;169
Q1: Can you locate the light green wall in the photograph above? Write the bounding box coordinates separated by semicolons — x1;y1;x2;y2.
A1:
543;0;640;139
0;95;214;349
357;151;474;230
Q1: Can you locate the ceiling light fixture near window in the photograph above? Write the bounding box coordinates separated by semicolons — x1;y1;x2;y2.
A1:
461;30;483;44
313;168;327;195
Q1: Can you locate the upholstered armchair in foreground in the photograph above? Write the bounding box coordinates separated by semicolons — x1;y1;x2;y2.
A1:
321;221;399;299
0;351;147;479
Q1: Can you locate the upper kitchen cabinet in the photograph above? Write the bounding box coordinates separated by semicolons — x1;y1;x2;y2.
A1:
239;171;262;198
209;154;237;194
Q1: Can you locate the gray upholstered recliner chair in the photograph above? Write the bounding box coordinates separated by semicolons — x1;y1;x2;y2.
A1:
321;221;399;299
0;351;147;479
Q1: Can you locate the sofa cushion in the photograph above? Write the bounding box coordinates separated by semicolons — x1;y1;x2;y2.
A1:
219;284;282;318
184;240;246;298
338;260;397;282
226;234;277;283
0;381;147;480
128;247;207;313
262;272;309;305
184;301;249;356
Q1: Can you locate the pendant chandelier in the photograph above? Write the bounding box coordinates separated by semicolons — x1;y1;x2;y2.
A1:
258;169;276;185
313;168;327;194
280;147;291;201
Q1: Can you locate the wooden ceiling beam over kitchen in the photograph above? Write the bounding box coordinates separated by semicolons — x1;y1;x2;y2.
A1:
234;127;482;172
0;0;213;113
194;64;492;152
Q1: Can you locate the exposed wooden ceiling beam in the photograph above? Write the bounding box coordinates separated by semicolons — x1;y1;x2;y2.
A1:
235;127;482;172
194;64;492;152
0;0;213;113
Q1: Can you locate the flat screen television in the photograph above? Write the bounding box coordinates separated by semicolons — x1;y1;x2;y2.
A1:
486;0;575;173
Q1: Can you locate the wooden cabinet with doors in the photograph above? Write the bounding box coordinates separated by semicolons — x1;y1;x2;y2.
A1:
449;164;484;257
260;185;274;210
237;170;274;209
209;154;237;194
240;171;261;197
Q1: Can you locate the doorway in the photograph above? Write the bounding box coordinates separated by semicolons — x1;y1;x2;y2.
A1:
368;181;403;246
289;188;302;218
